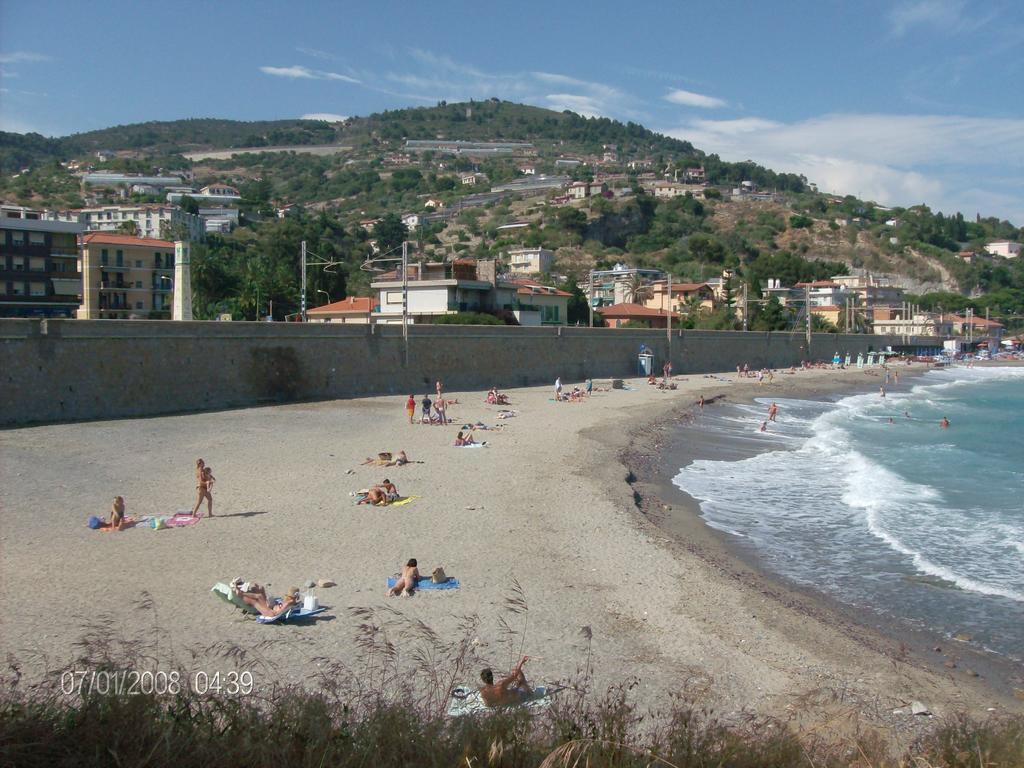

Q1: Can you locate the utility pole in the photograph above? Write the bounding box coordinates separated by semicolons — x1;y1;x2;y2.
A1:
804;285;812;351
742;281;748;331
588;269;594;328
666;273;673;361
402;240;409;367
300;240;307;321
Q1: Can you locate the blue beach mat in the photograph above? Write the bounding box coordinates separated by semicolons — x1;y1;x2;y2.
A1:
387;576;461;590
256;606;327;624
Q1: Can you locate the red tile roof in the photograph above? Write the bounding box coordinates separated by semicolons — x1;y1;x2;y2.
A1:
82;232;175;247
308;296;375;314
515;285;571;297
596;303;679;318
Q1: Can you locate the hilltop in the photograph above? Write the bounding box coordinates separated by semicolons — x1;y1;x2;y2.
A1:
1;100;1021;325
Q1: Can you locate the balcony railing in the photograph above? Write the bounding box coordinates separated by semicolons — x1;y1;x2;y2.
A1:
99;281;128;290
99;261;131;271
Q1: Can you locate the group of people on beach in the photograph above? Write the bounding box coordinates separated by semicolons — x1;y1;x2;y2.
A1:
92;457;216;530
408;381;462;425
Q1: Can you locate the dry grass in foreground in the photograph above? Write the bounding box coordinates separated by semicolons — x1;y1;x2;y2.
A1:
1;587;1022;767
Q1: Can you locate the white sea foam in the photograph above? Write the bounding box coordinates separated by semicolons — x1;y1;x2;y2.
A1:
673;373;1024;609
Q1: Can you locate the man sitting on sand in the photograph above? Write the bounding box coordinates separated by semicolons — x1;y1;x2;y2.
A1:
387;558;420;598
479;656;533;707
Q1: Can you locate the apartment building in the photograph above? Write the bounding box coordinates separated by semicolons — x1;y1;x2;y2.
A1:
0;213;84;318
45;204;204;241
504;247;554;275
77;233;177;319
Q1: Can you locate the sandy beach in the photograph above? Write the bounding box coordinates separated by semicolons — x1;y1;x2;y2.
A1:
1;364;1020;739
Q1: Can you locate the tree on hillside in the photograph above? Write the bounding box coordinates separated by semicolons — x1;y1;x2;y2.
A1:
116;220;139;236
372;214;408;255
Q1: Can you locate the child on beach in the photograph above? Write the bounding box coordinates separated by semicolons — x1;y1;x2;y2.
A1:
421;394;432;423
406;395;415;424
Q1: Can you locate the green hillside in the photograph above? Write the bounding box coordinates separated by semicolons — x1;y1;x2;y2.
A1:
1;100;1021;327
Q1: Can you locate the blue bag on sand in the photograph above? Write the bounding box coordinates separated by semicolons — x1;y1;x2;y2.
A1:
87;516;102;529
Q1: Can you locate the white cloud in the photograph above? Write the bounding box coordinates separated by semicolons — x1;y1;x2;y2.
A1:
544;94;604;118
260;65;360;84
664;88;726;109
300;112;347;122
0;51;49;64
664;112;1024;223
261;65;317;79
363;51;637;119
887;0;992;36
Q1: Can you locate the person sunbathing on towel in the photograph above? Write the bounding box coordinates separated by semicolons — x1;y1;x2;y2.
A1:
232;580;300;618
387;558;420;598
479;656;533;707
357;487;388;505
362;452;393;465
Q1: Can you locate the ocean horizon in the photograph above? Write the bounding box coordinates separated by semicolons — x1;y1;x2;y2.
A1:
673;365;1024;662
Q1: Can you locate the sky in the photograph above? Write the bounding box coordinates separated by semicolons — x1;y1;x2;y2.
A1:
1;0;1022;224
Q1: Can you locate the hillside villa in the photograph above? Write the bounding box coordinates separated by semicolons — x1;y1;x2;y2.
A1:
984;241;1020;259
504;247;554;275
370;258;568;326
644;280;715;314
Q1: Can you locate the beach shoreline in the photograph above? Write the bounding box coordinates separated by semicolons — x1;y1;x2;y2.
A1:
1;362;1020;744
611;366;1024;705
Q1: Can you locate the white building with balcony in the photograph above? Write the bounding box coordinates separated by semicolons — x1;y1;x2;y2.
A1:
43;204;204;242
504;247;554;275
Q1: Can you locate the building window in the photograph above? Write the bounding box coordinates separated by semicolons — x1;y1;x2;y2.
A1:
12;257;25;271
101;248;109;265
385;291;403;305
29;257;46;271
30;282;46;296
135;301;144;310
29;232;45;244
11;283;25;295
136;280;143;288
11;231;24;245
154;253;162;267
135;260;143;268
115;250;124;266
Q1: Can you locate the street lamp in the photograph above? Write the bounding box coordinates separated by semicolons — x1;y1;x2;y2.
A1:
316;289;331;305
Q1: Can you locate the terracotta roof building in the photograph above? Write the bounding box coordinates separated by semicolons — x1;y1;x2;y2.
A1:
307;296;377;324
597;302;679;329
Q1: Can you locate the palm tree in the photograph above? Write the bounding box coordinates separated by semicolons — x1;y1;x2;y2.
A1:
623;274;652;304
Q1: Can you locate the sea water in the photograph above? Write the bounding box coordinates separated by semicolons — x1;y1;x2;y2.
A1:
672;366;1024;660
